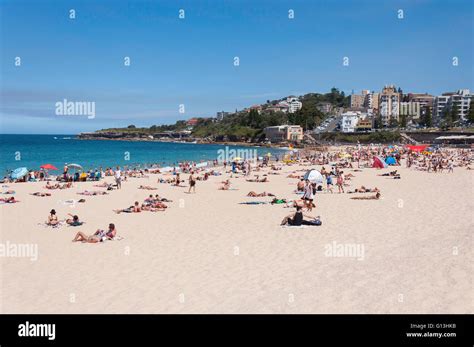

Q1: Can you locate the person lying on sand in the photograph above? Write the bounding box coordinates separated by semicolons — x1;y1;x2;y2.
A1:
247;191;275;197
280;206;320;226
66;214;83;226
141;204;165;212
1;190;15;194
77;190;109;196
378;170;398;177
44;182;60;189
114;201;141;214
219;179;231;190
347;186;380;194
46;209;59;226
94;182;109;187
246;176;268;183
138;185;158;190
350;192;381;200
0;196;19;204
31;192;51;197
72;223;117;243
270;198;288;205
287;174;301;179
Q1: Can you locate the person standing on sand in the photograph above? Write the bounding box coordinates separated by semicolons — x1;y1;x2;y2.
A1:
302;179;314;212
188;171;196;193
336;171;344;193
115;166;122;189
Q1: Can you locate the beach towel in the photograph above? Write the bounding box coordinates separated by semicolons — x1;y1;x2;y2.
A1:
281;224;322;228
239;201;268;205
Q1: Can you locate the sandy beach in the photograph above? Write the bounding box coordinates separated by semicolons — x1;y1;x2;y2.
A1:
0;152;472;314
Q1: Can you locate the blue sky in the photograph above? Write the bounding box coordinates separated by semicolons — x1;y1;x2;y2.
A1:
1;0;472;134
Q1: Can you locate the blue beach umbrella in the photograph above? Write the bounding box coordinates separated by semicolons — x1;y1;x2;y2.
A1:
11;167;28;179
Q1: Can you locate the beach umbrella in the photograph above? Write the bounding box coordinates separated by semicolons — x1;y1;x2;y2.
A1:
40;164;58;170
303;169;324;184
67;163;83;170
11;167;28;179
385;157;397;165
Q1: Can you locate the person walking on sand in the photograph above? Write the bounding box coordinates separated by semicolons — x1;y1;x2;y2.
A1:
302;179;314;212
336;171;344;193
115;166;122;189
188;171;196;193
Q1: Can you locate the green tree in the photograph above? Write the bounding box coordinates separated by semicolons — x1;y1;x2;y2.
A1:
450;103;459;124
389;117;399;128
400;113;407;128
423;107;432;127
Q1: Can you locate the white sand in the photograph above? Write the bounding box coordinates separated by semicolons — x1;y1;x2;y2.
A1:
0;162;472;313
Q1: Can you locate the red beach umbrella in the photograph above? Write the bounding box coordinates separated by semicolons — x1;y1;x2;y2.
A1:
40;164;58;170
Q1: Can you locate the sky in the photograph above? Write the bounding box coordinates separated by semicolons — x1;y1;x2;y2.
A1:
0;0;473;134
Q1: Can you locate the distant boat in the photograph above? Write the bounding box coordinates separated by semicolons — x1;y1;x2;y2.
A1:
62;137;72;140
53;137;58;139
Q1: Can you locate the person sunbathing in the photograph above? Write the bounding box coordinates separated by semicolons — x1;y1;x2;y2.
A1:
347;186;380;194
72;223;117;243
280;206;320;226
247;191;275;197
246;176;268;183
46;209;59;226
138;185;158;190
113;201;141;214
44;182;60;189
78;190;108;196
350;192;381;200
378;170;398;177
31;192;51;197
141;204;165;212
0;196;19;203
66;214;83;226
60;182;73;189
219;180;231;190
154;194;172;202
93;182;110;188
1;190;15;194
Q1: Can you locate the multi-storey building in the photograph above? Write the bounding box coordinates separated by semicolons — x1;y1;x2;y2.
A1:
434;89;472;121
264;125;303;142
287;97;302;113
350;93;365;109
379;85;400;125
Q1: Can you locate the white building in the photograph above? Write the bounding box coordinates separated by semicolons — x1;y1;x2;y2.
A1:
434;89;472;121
341;111;367;133
287;97;302;113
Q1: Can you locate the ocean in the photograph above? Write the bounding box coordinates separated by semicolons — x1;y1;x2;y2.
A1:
0;134;286;176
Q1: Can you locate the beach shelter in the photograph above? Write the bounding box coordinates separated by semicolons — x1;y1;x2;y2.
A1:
303;169;324;184
385;157;397;165
11;167;28;179
40;164;58;170
67;163;83;171
406;144;429;152
372;156;388;169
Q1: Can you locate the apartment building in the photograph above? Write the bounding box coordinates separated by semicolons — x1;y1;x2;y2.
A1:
379;85;400;125
287;97;303;113
434;89;472;121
